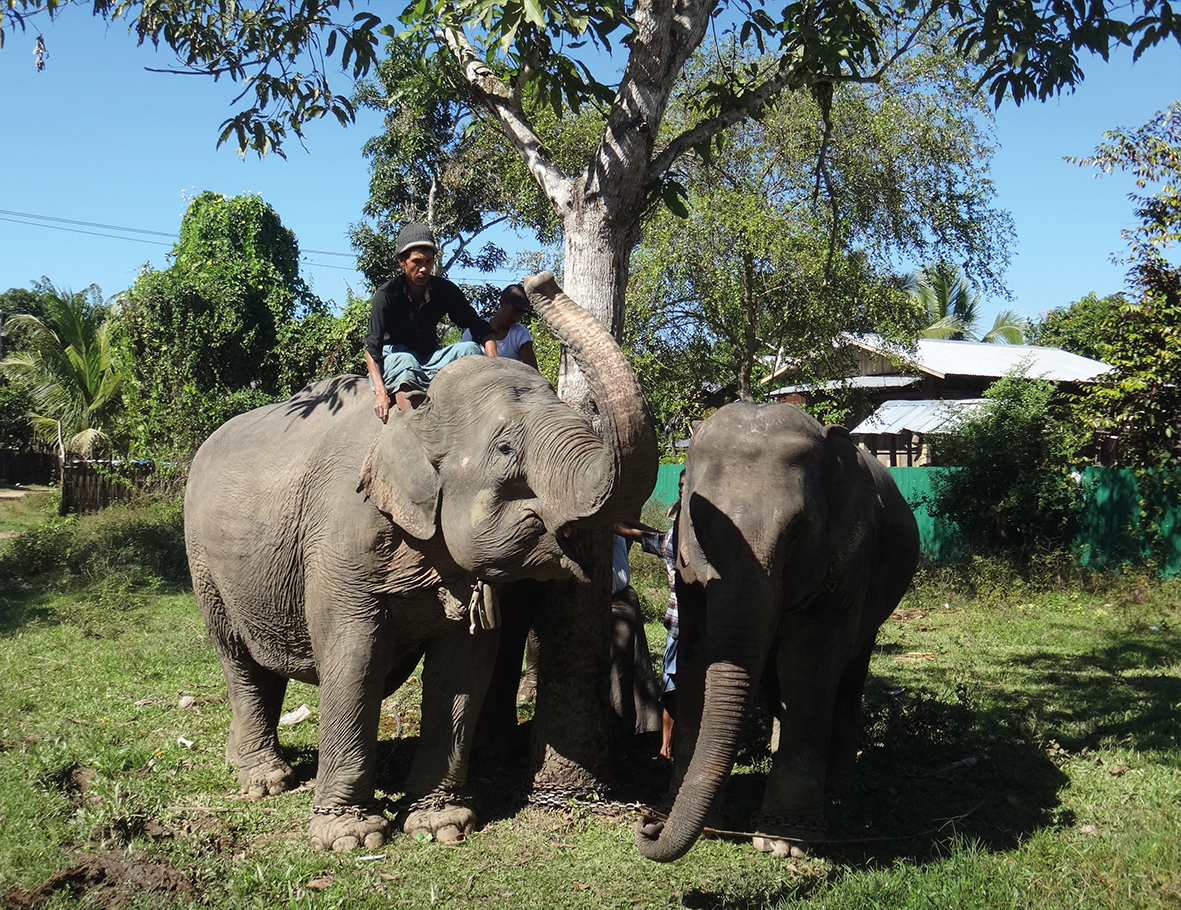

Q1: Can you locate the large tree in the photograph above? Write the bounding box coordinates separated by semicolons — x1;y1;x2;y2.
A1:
629;42;1013;440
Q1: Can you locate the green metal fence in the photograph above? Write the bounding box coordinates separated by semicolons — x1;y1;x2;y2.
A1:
648;462;1181;576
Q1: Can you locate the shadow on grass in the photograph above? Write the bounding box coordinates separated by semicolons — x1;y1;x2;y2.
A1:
1005;628;1181;756
0;581;58;635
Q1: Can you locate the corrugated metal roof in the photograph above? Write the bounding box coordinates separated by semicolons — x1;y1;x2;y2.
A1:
851;399;988;435
850;336;1111;382
768;375;918;396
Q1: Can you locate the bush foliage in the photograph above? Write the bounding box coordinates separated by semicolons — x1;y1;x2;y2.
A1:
928;374;1082;557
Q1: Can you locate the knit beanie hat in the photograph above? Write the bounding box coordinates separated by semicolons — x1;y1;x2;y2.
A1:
395;223;437;257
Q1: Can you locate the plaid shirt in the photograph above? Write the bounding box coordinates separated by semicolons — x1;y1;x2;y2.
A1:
640;528;678;638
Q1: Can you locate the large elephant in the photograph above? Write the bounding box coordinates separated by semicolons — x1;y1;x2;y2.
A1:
636;401;919;862
184;272;655;852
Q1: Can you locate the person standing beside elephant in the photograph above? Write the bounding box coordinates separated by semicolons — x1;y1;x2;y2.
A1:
615;470;683;760
364;223;498;420
461;284;539;369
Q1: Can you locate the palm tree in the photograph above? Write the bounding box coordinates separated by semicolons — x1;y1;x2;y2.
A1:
0;283;124;457
908;262;1027;343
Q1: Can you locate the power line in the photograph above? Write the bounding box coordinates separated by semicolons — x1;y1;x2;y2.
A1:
0;207;529;279
0;207;360;260
0;208;177;238
0;215;174;247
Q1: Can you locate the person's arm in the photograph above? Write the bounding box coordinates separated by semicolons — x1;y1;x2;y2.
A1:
614;520;659;540
364;287;391;423
518;339;538;369
365;350;392;424
485;338;498;357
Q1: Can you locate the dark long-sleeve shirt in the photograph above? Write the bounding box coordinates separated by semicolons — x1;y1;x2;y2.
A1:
363;273;492;367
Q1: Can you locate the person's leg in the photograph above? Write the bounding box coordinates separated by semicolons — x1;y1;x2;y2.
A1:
421;341;483;382
659;634;678;759
380;345;431;393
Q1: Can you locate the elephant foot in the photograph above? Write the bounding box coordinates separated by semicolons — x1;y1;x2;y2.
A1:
238;755;296;800
309;805;390;852
751;814;825;859
397;792;477;844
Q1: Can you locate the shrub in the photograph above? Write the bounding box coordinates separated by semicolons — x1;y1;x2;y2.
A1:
928;373;1082;558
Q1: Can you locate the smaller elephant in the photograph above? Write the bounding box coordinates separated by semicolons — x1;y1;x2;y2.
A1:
636;401;919;862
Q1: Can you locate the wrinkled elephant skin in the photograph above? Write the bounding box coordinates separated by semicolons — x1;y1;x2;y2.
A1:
185;273;656;851
635;402;919;862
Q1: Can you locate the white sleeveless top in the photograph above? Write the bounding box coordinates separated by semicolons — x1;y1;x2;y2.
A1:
463;322;532;362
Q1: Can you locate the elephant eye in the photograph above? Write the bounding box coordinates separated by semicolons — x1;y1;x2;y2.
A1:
496;441;513;457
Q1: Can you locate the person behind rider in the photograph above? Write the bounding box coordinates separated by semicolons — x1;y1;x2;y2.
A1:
461;283;538;369
363;222;498;421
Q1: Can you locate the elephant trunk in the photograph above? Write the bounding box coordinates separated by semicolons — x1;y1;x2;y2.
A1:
635;658;756;862
524;272;657;531
636;571;777;862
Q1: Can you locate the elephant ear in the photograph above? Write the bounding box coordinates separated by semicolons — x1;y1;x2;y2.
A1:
358;413;440;541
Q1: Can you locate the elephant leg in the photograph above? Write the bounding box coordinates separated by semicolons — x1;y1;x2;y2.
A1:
755;616;849;858
609;586;662;748
609;591;638;746
474;579;540;764
307;604;392;852
197;580;296;800
826;633;877;797
401;621;499;843
219;652;295;799
628;594;663;736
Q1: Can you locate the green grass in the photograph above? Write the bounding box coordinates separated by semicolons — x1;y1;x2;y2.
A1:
0;498;1178;909
0;484;56;535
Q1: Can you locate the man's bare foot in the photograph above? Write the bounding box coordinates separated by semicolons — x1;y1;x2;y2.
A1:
395;389;427;410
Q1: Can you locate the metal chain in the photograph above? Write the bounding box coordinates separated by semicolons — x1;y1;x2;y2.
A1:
310;804;372;820
525;783;640;816
399;789;473;814
749;813;827;837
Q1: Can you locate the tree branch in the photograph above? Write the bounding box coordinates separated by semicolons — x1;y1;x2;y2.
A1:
439;27;572;214
650;9;940;182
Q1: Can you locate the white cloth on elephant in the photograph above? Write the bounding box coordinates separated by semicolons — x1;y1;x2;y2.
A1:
462;322;532;362
612;534;631;594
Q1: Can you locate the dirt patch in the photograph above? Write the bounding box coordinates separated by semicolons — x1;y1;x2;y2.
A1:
2;852;200;909
0;487;49;501
0;532;19;540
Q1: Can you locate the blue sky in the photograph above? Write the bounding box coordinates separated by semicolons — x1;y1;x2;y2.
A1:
1;12;1179;326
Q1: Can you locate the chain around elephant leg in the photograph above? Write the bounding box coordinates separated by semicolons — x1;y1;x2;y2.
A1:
308;803;390;852
396;790;476;843
750;813;827;859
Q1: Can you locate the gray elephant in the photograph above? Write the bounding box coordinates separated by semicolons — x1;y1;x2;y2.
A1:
184;273;655;851
635;401;919;862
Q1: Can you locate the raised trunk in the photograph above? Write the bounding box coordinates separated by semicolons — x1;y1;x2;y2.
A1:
524;270;656;528
525;210;651;795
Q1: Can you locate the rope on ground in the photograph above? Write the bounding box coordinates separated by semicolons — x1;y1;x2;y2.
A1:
635;799;987;845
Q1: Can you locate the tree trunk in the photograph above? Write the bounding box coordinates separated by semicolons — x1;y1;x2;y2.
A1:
530;202;641;794
737;251;757;402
